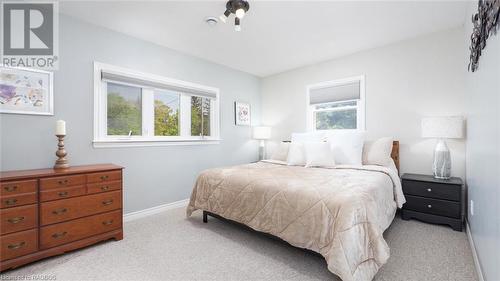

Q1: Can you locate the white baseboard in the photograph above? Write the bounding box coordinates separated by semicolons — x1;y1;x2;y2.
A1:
123;198;189;223
466;220;485;281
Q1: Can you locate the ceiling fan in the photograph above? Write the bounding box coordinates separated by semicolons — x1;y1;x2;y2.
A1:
219;0;250;31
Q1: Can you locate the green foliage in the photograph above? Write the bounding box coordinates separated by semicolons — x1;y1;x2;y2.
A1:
154;100;179;136
107;93;141;135
191;96;211;136
107;92;209;137
315;109;356;130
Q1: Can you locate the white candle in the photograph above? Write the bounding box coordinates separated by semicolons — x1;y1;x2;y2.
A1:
55;120;66;135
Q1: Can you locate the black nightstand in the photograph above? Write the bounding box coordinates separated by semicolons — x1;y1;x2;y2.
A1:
401;173;464;231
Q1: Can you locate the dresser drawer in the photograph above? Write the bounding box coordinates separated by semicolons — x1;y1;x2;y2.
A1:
402;180;461;201
40;175;86;190
87;170;121;183
40;210;121;249
0;193;37;209
1;229;38;261
1;180;37;197
0;204;38;235
87;181;121;194
40;185;86;202
403;195;460;218
40;191;122;226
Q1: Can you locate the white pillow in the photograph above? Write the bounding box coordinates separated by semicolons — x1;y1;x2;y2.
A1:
326;131;365;165
287;142;306;166
304;142;336;168
362;137;394;166
291;132;325;142
270;142;290;161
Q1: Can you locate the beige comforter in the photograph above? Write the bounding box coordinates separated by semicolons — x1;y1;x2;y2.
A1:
187;161;405;281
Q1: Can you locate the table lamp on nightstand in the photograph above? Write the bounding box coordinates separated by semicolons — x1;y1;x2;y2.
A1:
253;126;271;160
421;116;464;179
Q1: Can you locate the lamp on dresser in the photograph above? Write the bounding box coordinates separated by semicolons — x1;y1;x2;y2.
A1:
421;116;464;179
252;126;271;160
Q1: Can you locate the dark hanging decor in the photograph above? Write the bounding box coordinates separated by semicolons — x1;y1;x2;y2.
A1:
468;0;500;72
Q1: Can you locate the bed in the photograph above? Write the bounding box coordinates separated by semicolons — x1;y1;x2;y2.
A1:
187;141;405;281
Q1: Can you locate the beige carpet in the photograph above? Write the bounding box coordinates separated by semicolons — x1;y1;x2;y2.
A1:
1;207;478;281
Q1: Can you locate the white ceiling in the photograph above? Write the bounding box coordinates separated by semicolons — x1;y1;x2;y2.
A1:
60;1;467;77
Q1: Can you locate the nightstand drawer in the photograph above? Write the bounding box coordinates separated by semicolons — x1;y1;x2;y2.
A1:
402;180;460;201
404;195;460;218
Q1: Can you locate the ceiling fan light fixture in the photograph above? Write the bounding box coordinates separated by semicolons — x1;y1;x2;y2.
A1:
219;0;249;31
235;8;245;19
235;17;241;31
219;9;231;23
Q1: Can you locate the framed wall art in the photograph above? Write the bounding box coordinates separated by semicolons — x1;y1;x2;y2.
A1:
234;101;251;126
0;66;54;115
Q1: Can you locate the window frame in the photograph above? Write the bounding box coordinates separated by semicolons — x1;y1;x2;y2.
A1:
93;62;220;148
306;75;365;132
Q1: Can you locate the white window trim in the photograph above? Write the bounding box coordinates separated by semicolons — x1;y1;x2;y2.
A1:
93;62;221;148
306;75;365;132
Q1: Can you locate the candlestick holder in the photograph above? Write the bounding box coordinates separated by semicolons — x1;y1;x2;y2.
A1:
54;135;69;169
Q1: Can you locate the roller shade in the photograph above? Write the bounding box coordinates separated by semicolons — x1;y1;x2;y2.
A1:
101;71;217;99
309;81;360;105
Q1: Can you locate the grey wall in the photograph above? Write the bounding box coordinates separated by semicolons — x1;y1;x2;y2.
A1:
0;15;261;214
261;28;467;179
464;2;500;281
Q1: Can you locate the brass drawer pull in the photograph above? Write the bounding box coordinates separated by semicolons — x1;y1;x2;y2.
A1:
102;220;114;226
52;231;67;239
8;242;26;249
4;185;18;192
427;204;432;209
7;216;25;224
101;186;109;191
5;198;17;206
427;188;432;192
52;208;68;215
102;199;114;206
58;191;69;197
100;175;109;180
58;179;69;185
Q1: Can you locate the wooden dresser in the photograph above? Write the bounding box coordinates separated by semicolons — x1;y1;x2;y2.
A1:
0;164;123;271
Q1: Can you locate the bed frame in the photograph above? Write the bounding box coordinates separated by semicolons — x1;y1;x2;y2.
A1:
203;140;400;224
391;140;400;174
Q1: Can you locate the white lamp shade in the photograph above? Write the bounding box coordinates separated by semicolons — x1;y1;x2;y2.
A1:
421;116;464;139
253;126;271;140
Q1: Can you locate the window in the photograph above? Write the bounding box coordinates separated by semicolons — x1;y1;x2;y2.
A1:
94;62;220;147
190;96;211;137
154;90;180;136
307;76;365;131
107;83;142;136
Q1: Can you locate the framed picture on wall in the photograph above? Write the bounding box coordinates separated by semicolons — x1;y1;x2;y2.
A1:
0;66;54;115
234;101;251;126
